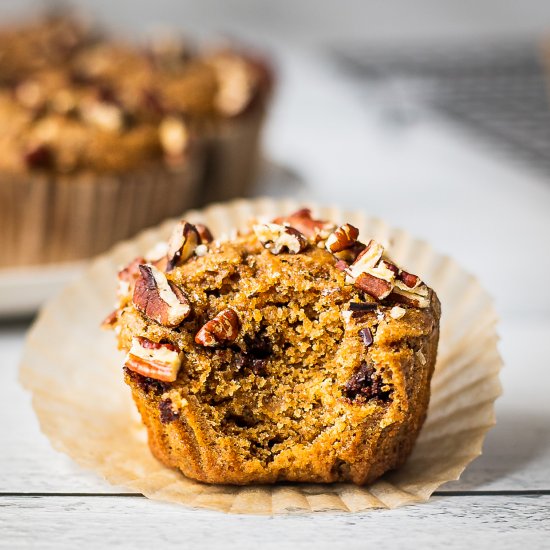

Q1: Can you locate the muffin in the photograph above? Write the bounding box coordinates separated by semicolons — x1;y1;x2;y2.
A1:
0;14;272;268
106;208;441;485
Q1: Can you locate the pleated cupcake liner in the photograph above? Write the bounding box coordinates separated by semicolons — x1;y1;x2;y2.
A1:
19;197;502;514
0;158;203;268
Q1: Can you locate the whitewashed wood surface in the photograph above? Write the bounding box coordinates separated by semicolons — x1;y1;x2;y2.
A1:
2;1;550;547
1;495;549;549
1;272;549;548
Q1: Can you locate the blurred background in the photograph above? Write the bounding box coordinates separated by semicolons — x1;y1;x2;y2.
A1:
1;0;550;320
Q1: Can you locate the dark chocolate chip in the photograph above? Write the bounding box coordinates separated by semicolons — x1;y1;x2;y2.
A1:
96;84;118;104
350;302;377;320
124;367;170;396
24;144;53;169
249;358;268;374
344;362;391;402
244;333;272;359
349;302;377;312
233;332;272;375
234;353;246;370
234;352;268;375
358;327;373;348
225;412;258;428
159;398;179;423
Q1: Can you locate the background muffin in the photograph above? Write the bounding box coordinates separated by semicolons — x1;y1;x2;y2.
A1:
0;13;272;267
108;209;440;485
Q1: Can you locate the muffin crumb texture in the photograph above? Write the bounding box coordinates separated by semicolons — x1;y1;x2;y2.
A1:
109;208;441;485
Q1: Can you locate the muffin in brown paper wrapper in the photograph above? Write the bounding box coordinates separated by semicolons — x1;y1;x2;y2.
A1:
19;198;502;514
0;13;274;269
0;102;268;269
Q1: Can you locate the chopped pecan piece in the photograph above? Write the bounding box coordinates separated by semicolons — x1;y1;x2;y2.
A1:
390;306;406;319
398;270;421;289
159;116;189;157
253;223;307;254
347;240;385;280
333;241;366;263
195;223;214;243
100;309;118;330
166;221;200;271
273;208;335;242
354;272;393;300
325;223;359;253
132;264;191;327
125;337;183;382
80;99;124;132
336;233;429;308
381;260;399;276
117;256;146;298
211;54;255;116
344;239;399;300
391;283;431;308
195;308;240;347
334;259;349;272
195;244;208;257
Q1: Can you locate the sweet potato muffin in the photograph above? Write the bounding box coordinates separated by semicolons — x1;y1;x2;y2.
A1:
0;13;272;267
106;208;440;485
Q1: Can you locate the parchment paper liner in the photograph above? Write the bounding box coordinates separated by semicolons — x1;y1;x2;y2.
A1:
0;158;202;268
19;197;502;514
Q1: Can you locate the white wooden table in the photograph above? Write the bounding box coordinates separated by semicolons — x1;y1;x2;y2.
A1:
1;1;550;547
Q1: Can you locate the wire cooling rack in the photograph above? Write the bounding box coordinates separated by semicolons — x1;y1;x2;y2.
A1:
334;42;550;174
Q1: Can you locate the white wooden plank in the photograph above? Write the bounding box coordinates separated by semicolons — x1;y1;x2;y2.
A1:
2;316;549;493
0;495;548;549
444;314;550;491
1;323;119;494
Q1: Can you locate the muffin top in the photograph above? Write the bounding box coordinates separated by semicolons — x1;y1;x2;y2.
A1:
107;209;439;469
0;13;271;175
0;12;95;84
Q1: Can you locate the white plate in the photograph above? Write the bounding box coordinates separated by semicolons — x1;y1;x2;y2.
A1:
0;262;86;318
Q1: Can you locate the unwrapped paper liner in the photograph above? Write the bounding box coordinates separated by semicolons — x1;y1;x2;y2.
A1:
19;197;503;514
